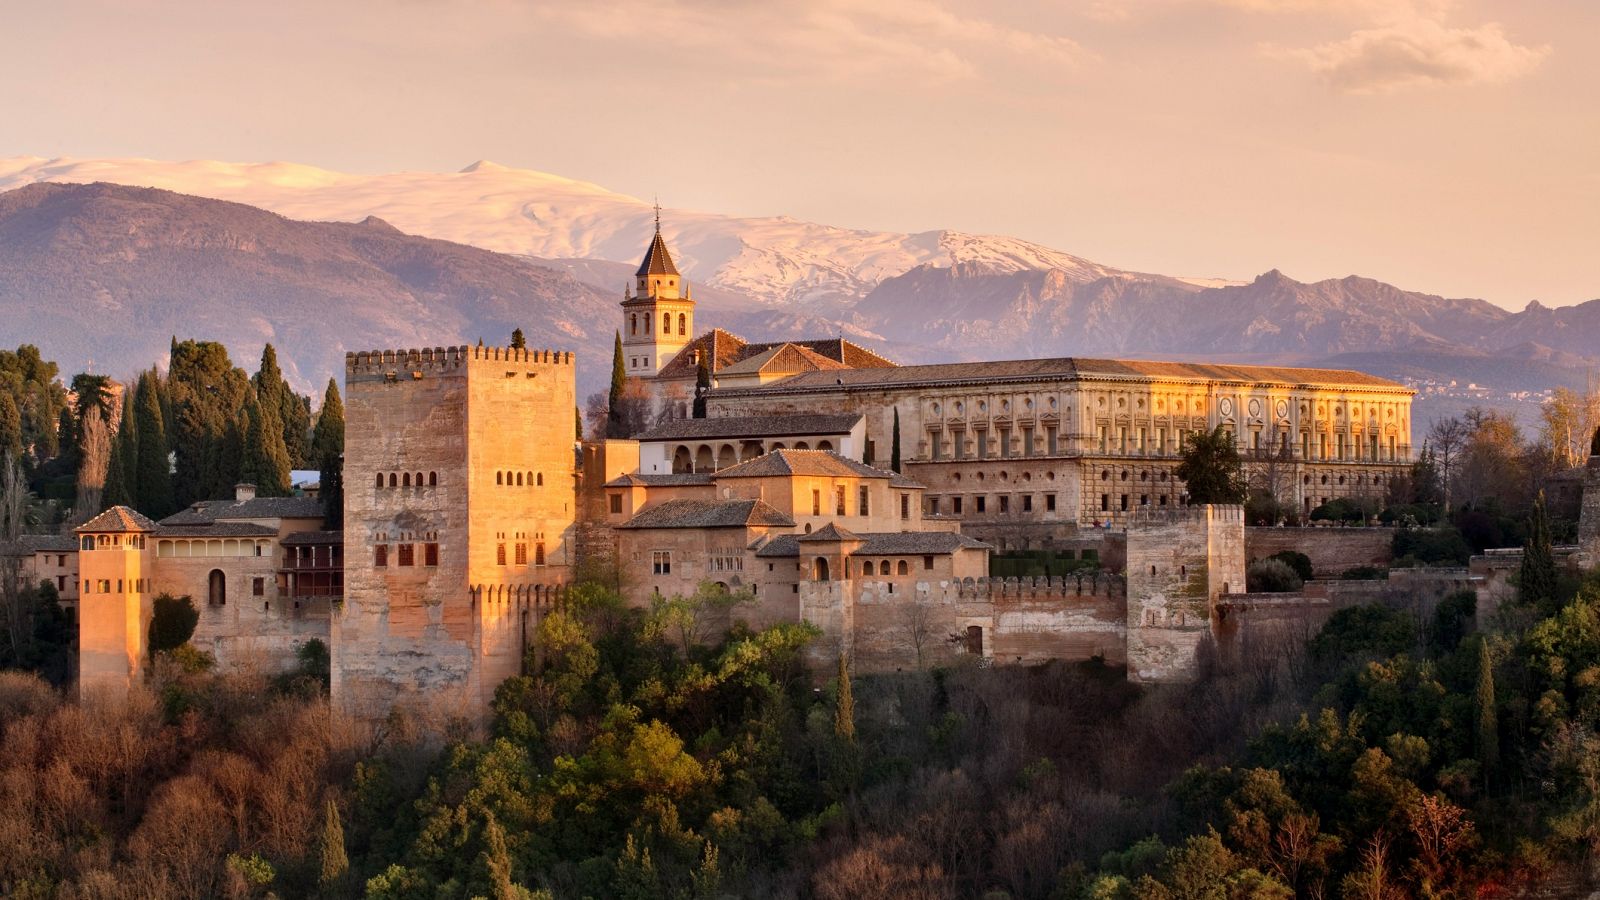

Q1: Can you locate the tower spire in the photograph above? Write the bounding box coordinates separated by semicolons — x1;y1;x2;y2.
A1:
654;196;661;233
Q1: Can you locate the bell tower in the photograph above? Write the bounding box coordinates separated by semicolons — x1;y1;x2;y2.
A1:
621;204;693;377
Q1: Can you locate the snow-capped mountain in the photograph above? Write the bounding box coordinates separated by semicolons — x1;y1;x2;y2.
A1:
0;156;1178;309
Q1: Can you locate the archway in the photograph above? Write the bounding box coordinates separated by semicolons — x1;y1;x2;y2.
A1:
813;557;830;581
717;444;736;470
695;445;714;472
208;569;226;606
672;446;693;474
816;440;833;452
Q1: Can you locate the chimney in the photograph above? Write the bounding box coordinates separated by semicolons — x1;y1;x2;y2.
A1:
234;483;257;502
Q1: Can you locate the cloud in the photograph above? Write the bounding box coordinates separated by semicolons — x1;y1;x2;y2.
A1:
528;0;1088;84
1279;17;1549;93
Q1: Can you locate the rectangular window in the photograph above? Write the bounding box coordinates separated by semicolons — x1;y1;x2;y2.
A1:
375;545;388;567
1045;493;1056;511
1100;494;1109;511
953;496;963;515
252;577;264;596
954;428;966;459
98;579;110;593
1000;428;1012;458
609;494;623;514
812;489;821;515
515;543;527;565
999;495;1010;514
931;431;943;461
496;543;506;566
835;486;846;516
859;485;870;517
652;551;672;575
398;543;414;566
900;493;909;519
424;543;439;566
1047;426;1058;455
1119;427;1128;452
923;555;934;570
1141;494;1149;506
535;542;545;566
1023;427;1034;456
976;429;988;458
976;496;986;514
1022;494;1033;512
1120;494;1129;511
1098;425;1108;451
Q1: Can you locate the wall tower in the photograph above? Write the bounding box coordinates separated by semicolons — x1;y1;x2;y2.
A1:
621;207;693;377
75;507;157;699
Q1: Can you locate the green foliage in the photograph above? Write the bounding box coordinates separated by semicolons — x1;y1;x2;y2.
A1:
133;370;175;517
1245;558;1302;593
891;407;901;473
1475;639;1499;777
1340;565;1387;581
1176;425;1246;505
319;797;349;891
1521;490;1557;609
607;332;627;439
693;354;710;419
1309;604;1415;662
1265;550;1312;583
313;378;344;528
1309;497;1372;524
0;345;68;465
1391;526;1471;567
0;579;71;685
834;654;855;744
239;390;292;497
169;339;252;505
510;328;526;350
103;387;136;510
225;852;275;890
148;593;199;653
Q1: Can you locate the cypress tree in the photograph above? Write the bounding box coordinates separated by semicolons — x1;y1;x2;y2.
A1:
255;344;310;468
575;406;583;441
312;379;345;529
239;393;292;497
133;371;175;518
103;389;137;509
0;393;20;460
511;328;526;350
1476;639;1499;780
890;408;902;473
317;797;348;892
833;653;855;744
607;331;627;439
692;355;710;418
481;812;517;900
1520;490;1556;608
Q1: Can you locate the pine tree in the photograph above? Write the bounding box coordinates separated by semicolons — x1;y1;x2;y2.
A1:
1476;639;1499;781
833;652;855;744
1520;490;1556;609
239;393;292;497
312;379;345;529
133;371;175;518
692;355;710;418
511;328;526;350
103;391;137;510
1176;425;1248;505
481;812;518;900
890;408;902;473
607;332;627;439
317;797;348;892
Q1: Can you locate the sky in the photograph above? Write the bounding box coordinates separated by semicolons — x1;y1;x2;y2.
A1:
2;0;1595;309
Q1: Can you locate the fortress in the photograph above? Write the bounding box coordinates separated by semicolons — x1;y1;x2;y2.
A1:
61;224;1452;721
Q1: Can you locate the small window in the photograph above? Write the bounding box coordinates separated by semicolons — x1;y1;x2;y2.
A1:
900;493;909;519
610;494;623;514
398;543;414;566
388;473;398;488
1022;495;1033;512
976;496;987;514
653;551;672;575
496;543;507;566
252;577;264;596
496;471;503;485
536;473;544;486
999;495;1010;514
953;496;963;515
812;489;821;516
375;473;384;489
859;485;870;517
836;486;846;516
374;545;388;567
515;542;527;566
1101;493;1109;511
1045;494;1056;512
923;555;934;570
403;472;411;487
515;472;523;486
535;542;546;566
424;543;439;566
429;471;437;486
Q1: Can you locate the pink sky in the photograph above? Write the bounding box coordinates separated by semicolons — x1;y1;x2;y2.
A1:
3;0;1594;308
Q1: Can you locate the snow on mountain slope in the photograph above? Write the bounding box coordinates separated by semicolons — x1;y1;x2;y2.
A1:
0;156;1170;309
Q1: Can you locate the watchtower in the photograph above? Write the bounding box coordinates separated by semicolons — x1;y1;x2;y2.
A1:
620;209;693;377
1124;504;1245;682
75;506;157;699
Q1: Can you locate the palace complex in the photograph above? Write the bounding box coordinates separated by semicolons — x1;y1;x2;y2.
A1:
53;223;1462;723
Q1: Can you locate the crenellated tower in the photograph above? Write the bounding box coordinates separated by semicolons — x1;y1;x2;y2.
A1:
621;205;693;377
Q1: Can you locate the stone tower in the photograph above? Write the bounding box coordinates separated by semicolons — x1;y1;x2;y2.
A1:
334;345;577;721
74;506;157;699
620;209;693;377
1124;504;1245;683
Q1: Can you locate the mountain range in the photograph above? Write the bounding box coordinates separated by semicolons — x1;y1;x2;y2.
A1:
0;156;1595;423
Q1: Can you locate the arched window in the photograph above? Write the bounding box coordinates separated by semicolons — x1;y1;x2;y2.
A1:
897;559;909;575
208;569;226;607
415;472;423;486
515;472;524;486
429;472;437;486
375;473;384;489
814;557;830;581
536;473;544;486
663;312;671;333
496;471;503;485
388;473;397;488
630;313;637;335
678;313;686;335
403;473;411;487
535;542;545;566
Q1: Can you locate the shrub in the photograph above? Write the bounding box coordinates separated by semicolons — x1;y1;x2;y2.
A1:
1266;550;1313;583
149;593;199;653
1341;565;1387;581
1310;603;1416;661
1310;498;1373;524
1429;590;1477;653
1391;528;1471;567
1246;559;1302;593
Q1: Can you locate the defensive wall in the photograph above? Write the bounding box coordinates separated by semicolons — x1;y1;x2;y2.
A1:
1244;526;1394;576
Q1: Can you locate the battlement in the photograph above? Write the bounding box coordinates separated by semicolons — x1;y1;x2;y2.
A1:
1129;504;1244;527
953;573;1125;599
345;345;574;375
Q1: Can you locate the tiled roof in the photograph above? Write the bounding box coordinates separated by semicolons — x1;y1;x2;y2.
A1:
633;414;861;442
77;506;158;534
603;473;716;487
714;449;901;481
635;229;680;277
153;522;278;538
714;356;1408;394
13;533;77;553
717;344;850;377
159;496;323;526
281;529;344;545
755;530;992;558
656;330;896;381
619;498;796;530
798;522;860;542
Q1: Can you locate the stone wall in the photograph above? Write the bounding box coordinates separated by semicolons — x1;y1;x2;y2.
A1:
1245;527;1394;576
1124;505;1245;683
